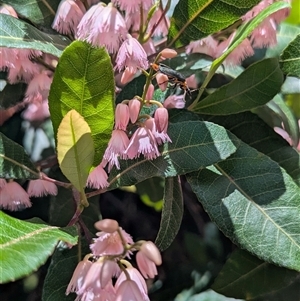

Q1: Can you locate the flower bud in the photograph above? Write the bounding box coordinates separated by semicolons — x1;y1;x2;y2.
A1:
94;219;119;233
115;103;129;130
160;48;177;59
140;241;162;266
128;98;141;123
145;84;154;101
154;107;169;133
121;67;135;84
156;73;168;91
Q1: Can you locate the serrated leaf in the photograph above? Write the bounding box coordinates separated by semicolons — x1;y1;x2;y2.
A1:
193;58;283;115
187;141;300;271
0;211;78;284
204;111;300;186
155;176;183;251
167;0;261;48
49;41;115;166
279;34;300;77
57;110;94;191
0;82;27;109
3;0;60;28
212;249;300;300
0;14;70;57
0;132;39;179
108;120;240;189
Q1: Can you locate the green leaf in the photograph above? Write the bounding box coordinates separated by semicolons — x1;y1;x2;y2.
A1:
212;249;300;300
0;211;77;284
0;82;27;109
42;245;79;301
155;176;183;251
49;41;115;166
0;14;70;57
167;0;261;48
189;1;290;110
279;34;300;77
3;0;60;28
108;120;240;189
0;132;39;179
219;1;291;64
267;95;300;148
266;23;300;58
192;58;283;115
187;141;300;271
204;112;300;186
57;110;94;191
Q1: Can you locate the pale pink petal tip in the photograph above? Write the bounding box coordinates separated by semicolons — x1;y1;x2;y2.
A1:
66;259;92;295
27;178;58;197
0;182;31;211
86;165;109;189
140;241;162;265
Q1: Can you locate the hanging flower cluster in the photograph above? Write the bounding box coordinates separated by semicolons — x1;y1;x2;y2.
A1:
66;219;162;301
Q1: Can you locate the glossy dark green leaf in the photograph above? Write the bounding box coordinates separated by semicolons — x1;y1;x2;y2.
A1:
0;211;77;284
155;176;183;251
0;14;70;57
108;120;240;189
42;245;80;301
3;0;60;28
0;132;39;179
187;141;300;271
280;34;300;77
213;249;300;300
48;41;115;166
203;111;300;186
192;58;283;115
168;0;261;48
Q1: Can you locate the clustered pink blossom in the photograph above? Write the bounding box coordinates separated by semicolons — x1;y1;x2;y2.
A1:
52;0;86;36
66;219;162;301
77;3;127;53
0;175;57;211
0;5;54;123
101;97;172;172
186;0;291;65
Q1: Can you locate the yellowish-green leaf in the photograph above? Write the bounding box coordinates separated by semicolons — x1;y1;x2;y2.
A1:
57;110;94;191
